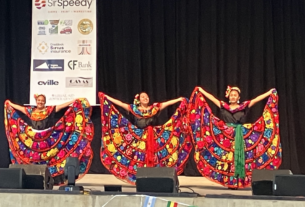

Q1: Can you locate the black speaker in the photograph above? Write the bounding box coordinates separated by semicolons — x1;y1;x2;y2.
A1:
23;175;44;189
0;168;25;189
136;167;179;193
274;175;305;196
9;164;54;190
252;180;273;195
252;169;292;182
251;169;292;195
104;185;122;192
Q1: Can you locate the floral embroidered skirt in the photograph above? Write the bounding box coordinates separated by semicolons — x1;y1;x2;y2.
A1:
99;93;193;184
188;88;282;188
4;98;94;180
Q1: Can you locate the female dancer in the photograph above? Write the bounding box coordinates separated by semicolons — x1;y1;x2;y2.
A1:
99;92;193;184
4;94;94;182
188;86;281;188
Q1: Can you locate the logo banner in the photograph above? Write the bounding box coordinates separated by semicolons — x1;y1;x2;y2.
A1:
30;0;96;105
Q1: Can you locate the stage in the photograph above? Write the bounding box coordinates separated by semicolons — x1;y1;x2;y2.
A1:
0;174;304;207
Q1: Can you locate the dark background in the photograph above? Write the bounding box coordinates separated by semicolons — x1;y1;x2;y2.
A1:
0;0;305;175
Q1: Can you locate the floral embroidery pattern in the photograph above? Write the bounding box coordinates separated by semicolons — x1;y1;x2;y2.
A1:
129;103;160;118
188;87;281;188
25;106;55;121
99;92;192;185
4;99;94;181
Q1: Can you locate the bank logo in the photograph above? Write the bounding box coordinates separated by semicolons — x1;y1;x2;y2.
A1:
37;42;48;54
68;60;92;70
78;40;92;55
66;77;93;88
35;0;46;9
33;59;64;71
38;80;59;85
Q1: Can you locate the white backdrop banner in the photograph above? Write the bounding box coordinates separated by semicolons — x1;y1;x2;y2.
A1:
30;0;96;105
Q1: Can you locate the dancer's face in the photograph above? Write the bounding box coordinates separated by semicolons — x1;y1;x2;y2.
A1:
139;93;149;106
36;95;46;109
229;90;240;104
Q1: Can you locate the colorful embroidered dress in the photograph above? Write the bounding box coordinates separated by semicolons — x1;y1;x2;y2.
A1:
99;92;192;184
188;87;282;188
4;98;94;180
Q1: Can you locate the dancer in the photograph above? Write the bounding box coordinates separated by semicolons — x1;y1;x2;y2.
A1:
99;92;192;184
188;86;281;188
4;94;94;181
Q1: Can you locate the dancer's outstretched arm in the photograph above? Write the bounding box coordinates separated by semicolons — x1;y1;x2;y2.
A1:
160;97;184;111
248;89;274;108
104;95;129;111
197;87;221;108
55;99;76;112
7;101;27;114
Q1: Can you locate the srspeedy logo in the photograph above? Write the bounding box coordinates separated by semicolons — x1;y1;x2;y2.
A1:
35;0;46;9
33;59;64;71
47;0;93;9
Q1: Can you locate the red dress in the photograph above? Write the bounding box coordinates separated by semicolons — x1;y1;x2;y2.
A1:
4;99;94;180
99;92;192;184
188;87;282;188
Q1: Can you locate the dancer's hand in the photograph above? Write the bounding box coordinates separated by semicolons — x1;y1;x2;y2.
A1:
269;88;275;94
197;86;204;93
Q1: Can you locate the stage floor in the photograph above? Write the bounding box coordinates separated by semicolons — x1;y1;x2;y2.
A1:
1;174;305;207
57;174;252;196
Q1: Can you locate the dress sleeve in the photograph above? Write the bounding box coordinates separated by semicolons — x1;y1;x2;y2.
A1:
25;106;34;118
219;101;229;109
241;101;251;108
151;103;161;114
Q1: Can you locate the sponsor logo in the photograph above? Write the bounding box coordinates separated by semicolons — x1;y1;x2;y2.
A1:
38;80;59;85
78;19;93;35
60;20;73;26
60;27;72;34
37;42;48;54
33;59;64;71
49;26;58;34
78;40;91;55
38;26;46;35
66;77;93;87
38;42;71;54
49;20;59;35
35;0;46;9
50;43;71;53
49;93;75;101
49;20;60;25
68;60;92;70
37;20;49;25
47;0;93;9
